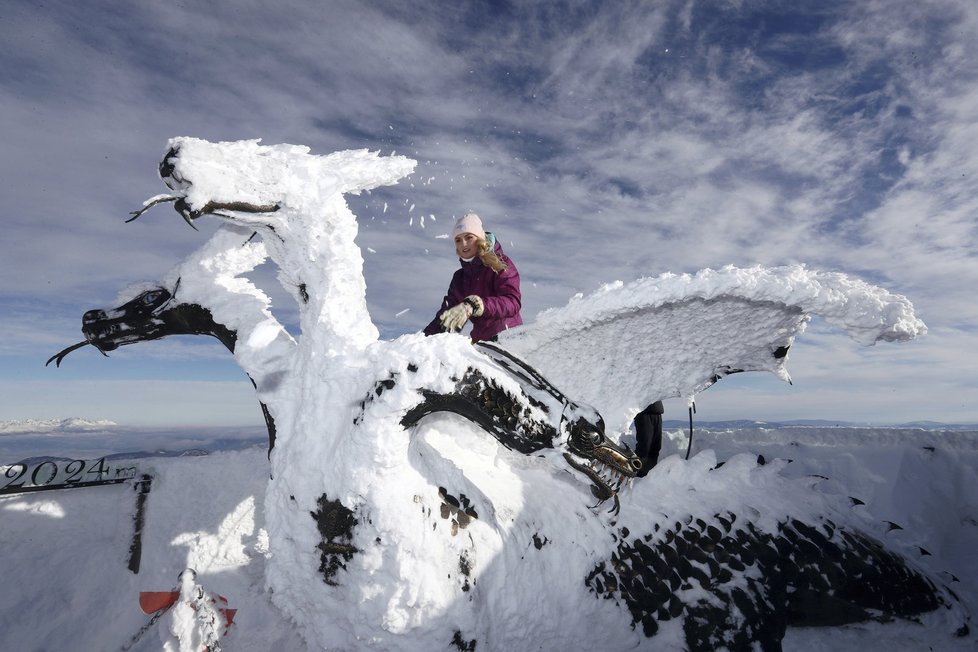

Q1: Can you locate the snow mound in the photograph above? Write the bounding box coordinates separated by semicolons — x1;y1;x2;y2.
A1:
3;425;975;652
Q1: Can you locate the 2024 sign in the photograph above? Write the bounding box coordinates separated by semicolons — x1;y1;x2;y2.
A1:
1;457;138;495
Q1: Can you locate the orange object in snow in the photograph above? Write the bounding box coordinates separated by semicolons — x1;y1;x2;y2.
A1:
138;590;237;632
139;591;179;614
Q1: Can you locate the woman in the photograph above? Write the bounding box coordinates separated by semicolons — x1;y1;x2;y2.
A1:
424;212;522;342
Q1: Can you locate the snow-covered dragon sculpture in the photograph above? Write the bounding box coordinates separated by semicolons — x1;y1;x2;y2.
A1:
51;138;970;651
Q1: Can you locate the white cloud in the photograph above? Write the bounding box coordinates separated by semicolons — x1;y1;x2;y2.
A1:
3;0;978;424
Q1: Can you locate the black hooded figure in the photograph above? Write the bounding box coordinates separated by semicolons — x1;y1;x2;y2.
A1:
634;400;664;477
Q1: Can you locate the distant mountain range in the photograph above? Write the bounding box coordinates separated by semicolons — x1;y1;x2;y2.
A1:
0;418;118;433
663;418;978;431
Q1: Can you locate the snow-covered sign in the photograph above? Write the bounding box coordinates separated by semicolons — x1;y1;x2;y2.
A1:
52;138;970;651
0;456;139;495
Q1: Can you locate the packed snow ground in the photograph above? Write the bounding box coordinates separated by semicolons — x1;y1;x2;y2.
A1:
1;421;975;651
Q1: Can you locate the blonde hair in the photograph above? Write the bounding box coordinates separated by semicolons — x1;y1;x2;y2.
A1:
477;237;508;274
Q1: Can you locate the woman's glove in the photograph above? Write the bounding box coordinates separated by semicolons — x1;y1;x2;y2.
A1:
439;302;471;332
439;295;484;332
463;295;484;317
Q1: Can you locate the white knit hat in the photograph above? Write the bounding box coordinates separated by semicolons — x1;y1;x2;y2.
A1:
453;212;486;240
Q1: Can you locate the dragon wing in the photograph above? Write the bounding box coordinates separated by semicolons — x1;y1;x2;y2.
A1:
496;265;926;435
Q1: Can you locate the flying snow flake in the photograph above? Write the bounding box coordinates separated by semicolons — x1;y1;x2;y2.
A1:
367;248;376;254
395;308;410;317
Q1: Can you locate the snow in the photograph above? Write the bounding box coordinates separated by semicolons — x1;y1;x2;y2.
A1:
498;265;927;434
1;423;975;651
8;138;974;651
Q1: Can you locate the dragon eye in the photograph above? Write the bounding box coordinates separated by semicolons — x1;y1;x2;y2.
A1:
142;292;159;305
588;431;602;444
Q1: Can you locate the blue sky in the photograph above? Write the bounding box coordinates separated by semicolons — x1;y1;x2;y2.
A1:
2;0;977;427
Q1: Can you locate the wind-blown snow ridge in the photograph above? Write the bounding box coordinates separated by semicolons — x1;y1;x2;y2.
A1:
497;265;926;435
529;264;926;346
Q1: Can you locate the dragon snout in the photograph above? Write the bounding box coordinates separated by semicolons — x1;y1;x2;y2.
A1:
82;317;121;351
82;308;117;346
83;309;106;324
566;420;641;479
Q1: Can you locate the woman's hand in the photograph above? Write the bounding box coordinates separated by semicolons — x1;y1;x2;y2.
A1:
439;302;472;332
439;296;484;332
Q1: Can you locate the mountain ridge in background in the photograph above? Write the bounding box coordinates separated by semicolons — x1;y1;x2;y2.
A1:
664;418;978;430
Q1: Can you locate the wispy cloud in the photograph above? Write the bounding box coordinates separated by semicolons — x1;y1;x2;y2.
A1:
2;0;977;425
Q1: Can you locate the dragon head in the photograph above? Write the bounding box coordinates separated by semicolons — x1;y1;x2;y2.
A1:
127;139;415;234
561;404;642;515
47;282;235;367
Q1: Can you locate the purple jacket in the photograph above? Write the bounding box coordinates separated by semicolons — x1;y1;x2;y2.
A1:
424;237;523;342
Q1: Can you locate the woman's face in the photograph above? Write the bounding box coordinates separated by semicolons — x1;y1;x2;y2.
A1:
454;232;480;259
